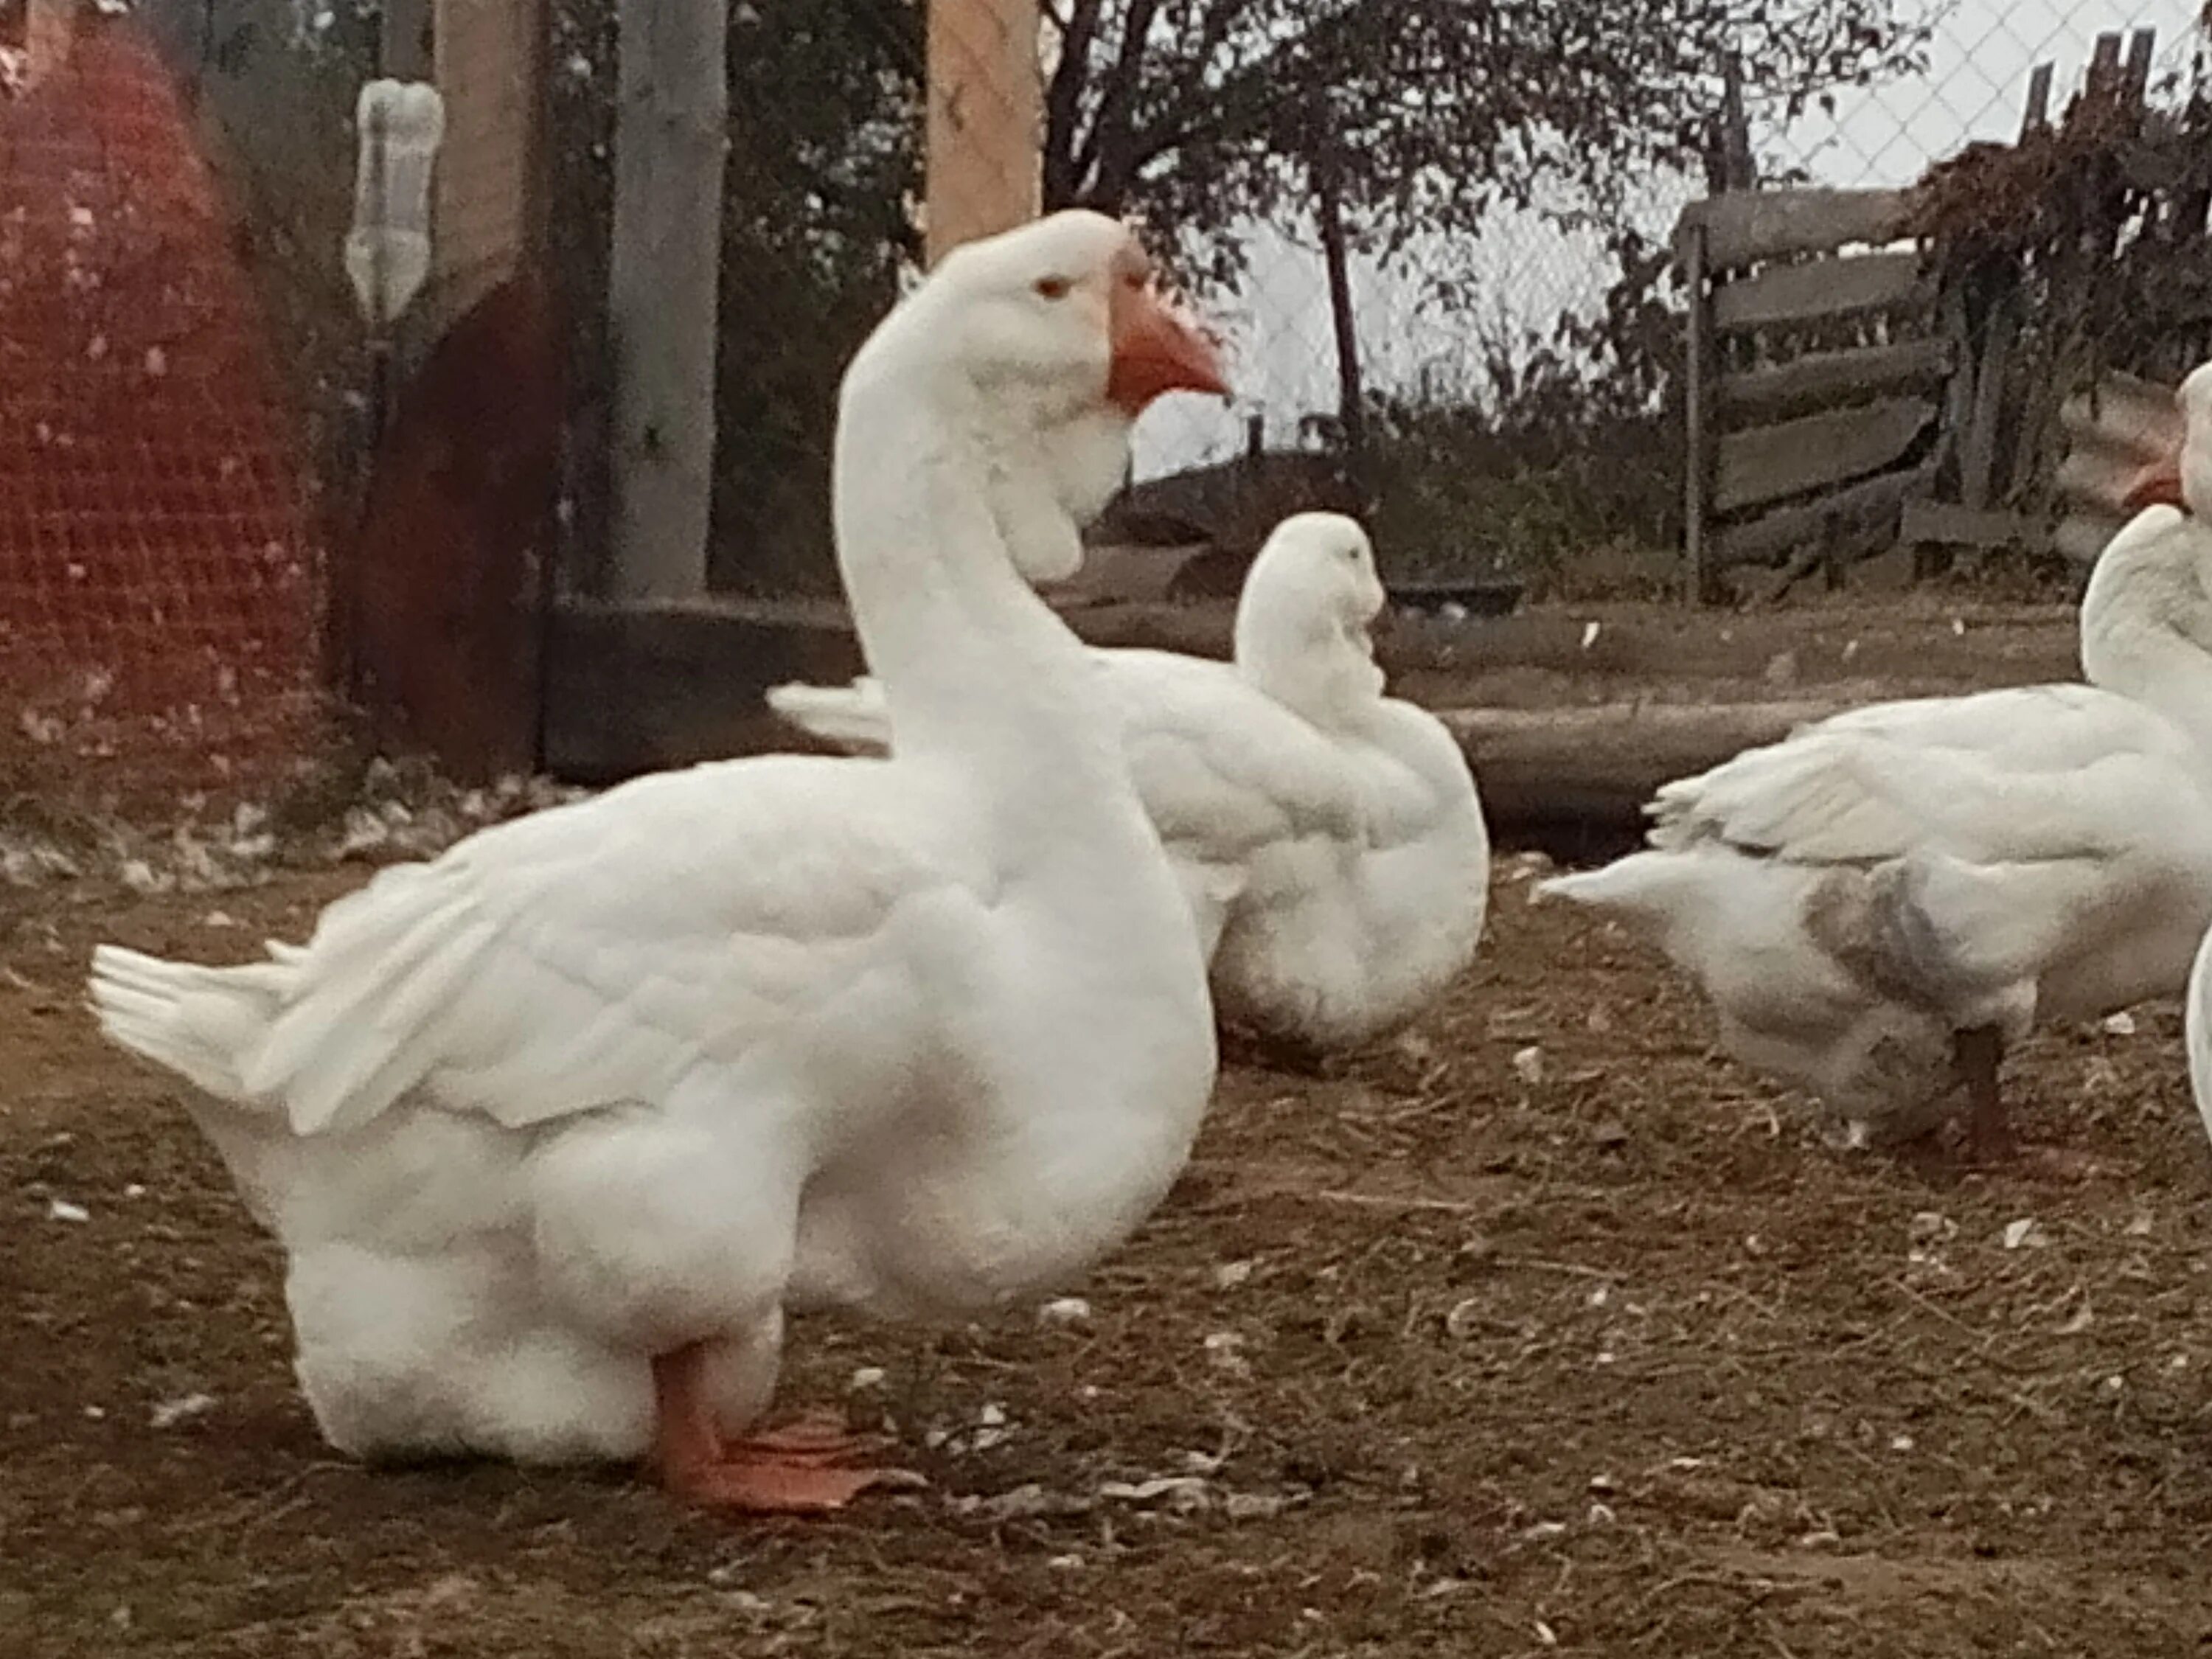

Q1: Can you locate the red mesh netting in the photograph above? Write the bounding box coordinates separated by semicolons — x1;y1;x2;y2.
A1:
0;19;328;806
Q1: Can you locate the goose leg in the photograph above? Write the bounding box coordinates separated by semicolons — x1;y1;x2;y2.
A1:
650;1342;907;1514
1951;1026;2104;1180
1952;1023;2014;1164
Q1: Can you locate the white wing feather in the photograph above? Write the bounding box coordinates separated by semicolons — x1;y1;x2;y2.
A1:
771;650;1368;862
97;754;980;1139
1647;684;2189;869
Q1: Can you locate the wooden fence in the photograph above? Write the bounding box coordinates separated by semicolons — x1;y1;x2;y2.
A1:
1676;187;1943;599
1676;26;2168;600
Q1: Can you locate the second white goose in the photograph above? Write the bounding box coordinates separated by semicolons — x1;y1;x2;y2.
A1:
771;512;1491;1059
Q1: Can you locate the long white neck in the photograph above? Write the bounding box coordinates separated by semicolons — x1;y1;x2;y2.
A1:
2079;507;2212;754
831;357;1128;810
1235;608;1384;733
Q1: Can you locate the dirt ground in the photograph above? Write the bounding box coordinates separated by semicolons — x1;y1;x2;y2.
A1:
8;597;2212;1658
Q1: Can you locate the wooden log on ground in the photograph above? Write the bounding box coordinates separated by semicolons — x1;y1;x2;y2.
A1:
540;598;2081;848
1439;701;1848;837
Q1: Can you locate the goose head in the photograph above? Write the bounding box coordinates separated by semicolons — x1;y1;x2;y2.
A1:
2081;361;2212;700
1231;512;1391;726
2123;361;2212;515
847;211;1228;581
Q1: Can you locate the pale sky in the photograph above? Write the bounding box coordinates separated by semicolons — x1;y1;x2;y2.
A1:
1131;0;2207;478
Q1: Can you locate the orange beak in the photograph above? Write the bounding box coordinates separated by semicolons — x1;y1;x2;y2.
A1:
1107;282;1231;414
2123;451;2186;512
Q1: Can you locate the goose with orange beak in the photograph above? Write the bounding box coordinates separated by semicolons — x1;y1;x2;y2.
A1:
1540;361;2212;1172
88;212;1237;1515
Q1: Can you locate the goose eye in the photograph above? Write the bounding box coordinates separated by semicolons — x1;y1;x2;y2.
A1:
1034;276;1073;301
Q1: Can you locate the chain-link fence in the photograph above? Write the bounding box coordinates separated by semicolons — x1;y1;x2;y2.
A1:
1121;0;2212;596
7;0;2211;800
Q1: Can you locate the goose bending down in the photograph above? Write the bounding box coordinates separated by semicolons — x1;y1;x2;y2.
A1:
1538;365;2212;1166
770;513;1491;1056
86;212;1231;1512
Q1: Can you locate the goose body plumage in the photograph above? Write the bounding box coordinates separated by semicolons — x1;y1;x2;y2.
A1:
1539;375;2212;1153
86;212;1231;1489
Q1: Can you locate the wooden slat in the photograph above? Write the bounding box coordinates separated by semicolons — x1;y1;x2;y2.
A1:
1712;249;1930;334
2018;63;2053;136
1712;464;1933;568
2124;28;2155;104
2087;32;2123;94
1899;501;2040;551
1716;338;1952;422
1677;188;1912;268
1714;397;1935;515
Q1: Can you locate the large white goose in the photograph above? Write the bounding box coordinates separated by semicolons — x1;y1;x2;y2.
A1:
1539;365;2212;1166
86;212;1231;1512
770;512;1490;1057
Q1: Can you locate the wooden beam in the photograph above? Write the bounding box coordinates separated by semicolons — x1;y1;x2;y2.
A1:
1712;463;1933;568
1712;248;1930;334
605;0;728;602
1716;338;1952;423
925;0;1041;265
540;591;2086;825
1714;397;1935;515
1676;187;1911;270
1898;500;2042;552
543;597;865;779
1445;701;1852;834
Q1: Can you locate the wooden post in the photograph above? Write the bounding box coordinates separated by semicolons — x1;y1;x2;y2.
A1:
2017;63;2053;138
1680;220;1713;605
26;0;77;87
1959;288;2018;512
925;0;1041;265
606;0;728;602
2086;32;2123;99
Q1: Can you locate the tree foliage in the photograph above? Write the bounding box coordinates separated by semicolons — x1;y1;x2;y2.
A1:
1043;0;1938;285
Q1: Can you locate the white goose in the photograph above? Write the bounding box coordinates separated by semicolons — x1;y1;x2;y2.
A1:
770;513;1490;1057
86;212;1231;1512
1539;365;2212;1165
